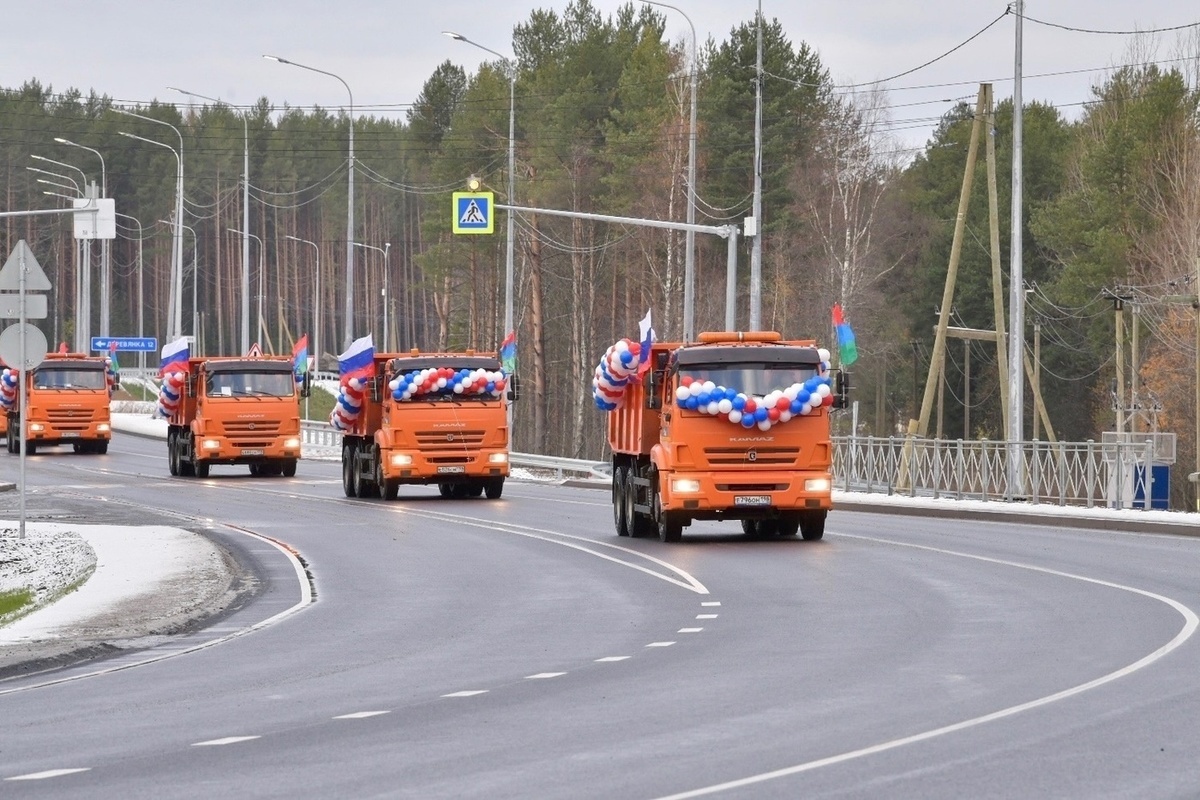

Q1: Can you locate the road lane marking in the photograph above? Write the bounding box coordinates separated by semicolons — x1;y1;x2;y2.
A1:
701;601;721;607
653;533;1200;799
442;690;489;698
334;711;391;719
5;769;91;781
678;628;703;633
696;614;718;619
595;656;630;662
526;672;567;679
192;736;261;747
646;641;676;648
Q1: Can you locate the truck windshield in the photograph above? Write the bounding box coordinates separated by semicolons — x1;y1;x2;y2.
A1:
678;365;820;396
33;368;107;390
207;371;295;398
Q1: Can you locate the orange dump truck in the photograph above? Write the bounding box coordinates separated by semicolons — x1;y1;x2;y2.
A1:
163;356;306;478
335;350;512;500
3;352;115;455
597;331;847;542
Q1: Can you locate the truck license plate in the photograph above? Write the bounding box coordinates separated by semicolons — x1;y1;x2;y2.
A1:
62;432;81;438
242;448;264;456
437;465;466;474
734;495;771;507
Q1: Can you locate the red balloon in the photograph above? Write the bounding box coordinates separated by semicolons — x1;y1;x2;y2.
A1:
775;396;790;410
681;375;693;387
495;378;506;391
767;408;780;421
822;393;834;406
743;398;757;413
628;341;641;355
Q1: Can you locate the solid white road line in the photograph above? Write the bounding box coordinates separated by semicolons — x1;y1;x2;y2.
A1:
525;672;567;679
333;711;391;719
192;736;261;747
442;690;489;698
5;769;91;781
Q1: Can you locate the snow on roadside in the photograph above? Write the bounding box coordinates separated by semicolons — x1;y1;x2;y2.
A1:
0;524;96;627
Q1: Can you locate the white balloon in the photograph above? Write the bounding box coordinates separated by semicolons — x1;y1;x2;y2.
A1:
688;381;703;398
727;409;742;423
779;411;792;422
706;401;719;415
703;380;716;393
757;419;772;431
816;383;831;398
818;347;830;362
717;398;733;414
675;386;690;401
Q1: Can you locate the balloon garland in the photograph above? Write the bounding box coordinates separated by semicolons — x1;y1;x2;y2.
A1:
592;338;644;411
154;371;186;419
389;366;507;402
0;368;18;412
674;347;835;430
329;377;366;432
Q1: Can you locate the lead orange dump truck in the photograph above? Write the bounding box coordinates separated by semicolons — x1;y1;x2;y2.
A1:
334;350;512;500
596;331;847;542
3;352;115;455
162;355;307;478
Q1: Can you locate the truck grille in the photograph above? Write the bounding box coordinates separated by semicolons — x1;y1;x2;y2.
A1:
46;409;97;430
415;429;486;448
224;420;282;436
703;446;800;466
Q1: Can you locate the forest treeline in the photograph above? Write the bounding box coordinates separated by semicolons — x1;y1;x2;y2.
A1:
1;2;1197;503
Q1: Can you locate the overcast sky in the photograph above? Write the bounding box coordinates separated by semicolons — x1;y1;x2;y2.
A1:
5;1;1198;155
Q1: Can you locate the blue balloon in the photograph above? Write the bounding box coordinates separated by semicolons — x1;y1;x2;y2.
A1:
790;399;804;414
697;392;711;406
754;407;768;423
741;415;756;428
685;396;699;410
798;389;810;405
732;395;746;411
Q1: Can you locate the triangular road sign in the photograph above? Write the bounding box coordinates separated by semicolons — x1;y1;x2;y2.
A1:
246;342;263;357
0;240;52;291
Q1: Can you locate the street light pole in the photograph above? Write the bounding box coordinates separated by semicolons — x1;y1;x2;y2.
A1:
116;109;185;340
264;55;355;351
352;242;390;350
642;2;697;341
286;235;321;369
163;220;199;351
168;87;252;354
115;213;145;374
443;31;517;347
55;138;109;337
32;154;92;349
228;228;265;349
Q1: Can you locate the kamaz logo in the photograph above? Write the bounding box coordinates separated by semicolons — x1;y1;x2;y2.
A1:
434;422;466;428
730;436;774;442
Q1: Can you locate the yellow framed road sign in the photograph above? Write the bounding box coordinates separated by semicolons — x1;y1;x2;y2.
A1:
452;192;494;234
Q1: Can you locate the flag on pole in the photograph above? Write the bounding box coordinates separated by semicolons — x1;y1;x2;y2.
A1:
337;334;375;382
499;331;517;375
292;334;309;378
636;309;656;378
159;337;190;377
832;304;858;366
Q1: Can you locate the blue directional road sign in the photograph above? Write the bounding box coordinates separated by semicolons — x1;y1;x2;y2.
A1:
91;336;158;352
452;191;494;234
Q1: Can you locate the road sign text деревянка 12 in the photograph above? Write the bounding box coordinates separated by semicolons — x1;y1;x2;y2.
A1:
91;336;157;352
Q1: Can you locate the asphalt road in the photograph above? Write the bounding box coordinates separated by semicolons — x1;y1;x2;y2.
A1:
3;432;1200;798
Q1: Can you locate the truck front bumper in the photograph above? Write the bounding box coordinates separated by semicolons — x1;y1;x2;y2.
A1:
379;447;510;483
659;469;832;519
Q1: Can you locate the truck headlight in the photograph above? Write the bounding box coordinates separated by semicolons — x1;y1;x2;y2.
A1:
671;478;701;493
283;437;301;449
805;478;831;493
29;423;45;432
390;453;413;467
203;439;222;450
488;452;509;464
96;423;111;433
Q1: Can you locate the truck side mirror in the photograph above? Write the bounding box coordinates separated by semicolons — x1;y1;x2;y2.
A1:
368;376;382;403
833;370;851;409
507;373;521;402
300;372;311;399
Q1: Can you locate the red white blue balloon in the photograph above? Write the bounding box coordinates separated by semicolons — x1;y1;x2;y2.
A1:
154;371;186;419
0;368;19;412
592;338;643;411
675;374;833;430
389;366;507;402
329;377;366;432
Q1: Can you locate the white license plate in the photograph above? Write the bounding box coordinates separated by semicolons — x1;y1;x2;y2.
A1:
62;432;81;438
242;448;264;456
734;495;771;507
437;465;466;474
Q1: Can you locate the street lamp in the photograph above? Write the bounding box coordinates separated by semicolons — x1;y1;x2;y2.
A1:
115;212;146;373
443;31;517;352
352;242;391;350
286;235;321;371
168;87;252;354
56;137;111;338
27;166;82;195
264;54;355;351
642;1;698;341
116;110;185;340
32;154;93;350
162;219;199;350
227;228;265;350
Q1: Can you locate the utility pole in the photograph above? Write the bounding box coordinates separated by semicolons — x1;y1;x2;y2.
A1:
1032;320;1041;440
748;1;764;330
1106;289;1131;433
1131;303;1140;433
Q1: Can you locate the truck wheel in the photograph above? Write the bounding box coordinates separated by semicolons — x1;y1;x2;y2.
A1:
341;443;356;497
282;459;297;478
627;470;654;538
756;519;779;538
168;432;180;476
194;460;210;478
612;466;629;537
376;456;398;500
800;511;826;541
653;485;682;543
484;477;504;500
740;520;758;537
438;483;453;498
93;441;108;455
468;483;484;498
777;515;801;537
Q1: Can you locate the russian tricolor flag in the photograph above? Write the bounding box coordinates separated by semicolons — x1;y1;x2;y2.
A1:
337;334;375;382
636;309;655;378
159;337;190;377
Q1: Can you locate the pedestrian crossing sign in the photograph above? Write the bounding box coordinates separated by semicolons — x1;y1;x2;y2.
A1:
452;192;494;235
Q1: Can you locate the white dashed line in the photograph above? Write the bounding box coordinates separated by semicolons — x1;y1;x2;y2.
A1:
696;614;718;619
5;769;91;781
701;601;721;607
646;641;676;647
192;736;261;747
595;656;631;662
678;627;703;633
526;672;567;679
442;690;489;698
334;711;391;719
